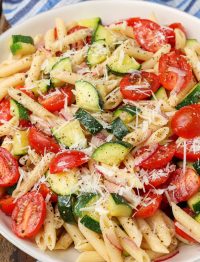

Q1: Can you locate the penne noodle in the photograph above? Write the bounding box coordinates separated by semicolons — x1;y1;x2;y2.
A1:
0;117;19;137
35;228;47;251
174;28;186;50
144;127;169;146
44;29;55;50
76;251;105;262
54;232;73;250
1;136;13;152
184;46;200;81
55;18;67;39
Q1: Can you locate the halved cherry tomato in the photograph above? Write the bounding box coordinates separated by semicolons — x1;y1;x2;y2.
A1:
139;143;176;170
19;119;32;129
0;99;12;125
175;138;200;161
0;147;20;187
132;19;169;52
16;86;35;100
167;168;200;203
134;192;162;218
125;17;141;27
67;25;91;50
171;104;200;139
162;26;176;47
169;22;186;35
39;183;58;202
0;196;16;216
159;51;192;91
49;150;89;174
119;72;160;101
38;86;74;112
28;127;60;155
11;191;46;238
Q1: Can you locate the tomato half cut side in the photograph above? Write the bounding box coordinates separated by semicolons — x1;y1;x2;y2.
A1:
167;168;200;203
39;183;58;202
0;147;20;187
120;71;160;101
134;192;163;218
169;23;186;35
0;99;12;125
0;196;16;216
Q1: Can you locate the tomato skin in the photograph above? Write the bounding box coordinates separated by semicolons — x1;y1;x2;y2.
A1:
125;17;141;27
39;183;58;202
0;196;16;216
159;51;192;91
38;86;74;112
0;99;12;125
175;224;197;243
169;23;186;35
0;147;20;187
16;86;35;100
11;192;46;238
19;119;32;129
139;143;176;170
134;192;162;218
168;168;200;203
28;127;60;155
175;140;200;161
171;105;200;139
49;150;89;174
67;25;91;50
120;72;160;101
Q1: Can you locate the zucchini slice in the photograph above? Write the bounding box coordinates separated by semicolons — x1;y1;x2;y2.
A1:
11;35;34;45
46;170;78;195
107;193;132;217
78;17;101;30
58;195;76;223
74;193;99;218
93;25;115;46
113;106;139;124
10;99;29;120
42;57;60;75
87;40;110;67
12;130;29;156
50;57;72;87
80;214;101;233
195;213;200;223
109;117;129;140
75;108;103;135
193;160;200;175
75;80;103;112
176;83;200;109
52;120;87;149
151;87;168;101
32;79;50;96
10;42;36;56
92;141;132;166
188;192;200;214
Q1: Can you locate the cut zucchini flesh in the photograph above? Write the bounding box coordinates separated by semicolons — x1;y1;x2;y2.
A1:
193;160;200;175
107;193;132;217
10;42;36;56
113;106;139;123
32;79;50;96
109;117;129;140
75;80;103;112
46;170;78;195
80;214;101;233
12;130;29;156
188;192;200;214
52;119;87;149
58;195;76;223
195;213;200;223
75;108;103;135
176;83;200;109
151;86;168;101
74;193;99;218
11;35;34;45
10;99;29;120
93;25;115;46
42;57;60;75
78;17;101;30
50;57;72;87
87;40;110;67
92;141;132;166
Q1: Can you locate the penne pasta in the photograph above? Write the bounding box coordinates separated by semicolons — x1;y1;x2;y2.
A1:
35;228;47;251
54;232;73;250
55;18;67;39
76;251;105;262
174;28;186;50
44;29;55;50
0;117;19;137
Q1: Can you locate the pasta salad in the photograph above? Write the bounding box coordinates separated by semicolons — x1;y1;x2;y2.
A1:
0;14;200;262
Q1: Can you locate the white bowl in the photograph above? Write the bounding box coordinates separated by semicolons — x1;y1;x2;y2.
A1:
1;1;200;261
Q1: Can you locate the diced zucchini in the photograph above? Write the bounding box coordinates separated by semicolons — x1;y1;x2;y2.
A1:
92;141;132;166
108;117;129;140
52;120;87;149
42;57;60;75
80;214;101;233
87;40;110;67
188;192;200;214
107;51;140;75
113;106;139;124
107;193;132;217
46;170;78;195
93;25;115;46
10;99;29;120
11;35;34;45
10;42;36;56
75;80;103;112
151;87;168;101
74;193;99;218
50;57;72;87
195;213;200;223
176;83;200;109
78;17;101;30
58;195;76;223
32;79;50;96
75;108;103;135
193;160;200;175
12;130;29;156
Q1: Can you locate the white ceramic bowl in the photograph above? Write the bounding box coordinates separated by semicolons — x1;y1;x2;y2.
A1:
1;1;200;261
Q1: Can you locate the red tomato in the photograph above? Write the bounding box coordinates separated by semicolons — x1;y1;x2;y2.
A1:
0;196;16;216
11;192;46;238
169;22;186;35
175;139;200;161
0;147;20;187
162;26;176;47
171;104;200;139
39;183;58;202
49;150;89;174
132;19;168;52
0;99;12;125
167;168;200;203
139;143;176;170
119;72;160;101
28;127;60;155
134;192;162;218
19;119;32;129
175;224;197;243
159;51;192;91
125;17;141;27
67;25;91;50
16;86;35;100
38;86;74;112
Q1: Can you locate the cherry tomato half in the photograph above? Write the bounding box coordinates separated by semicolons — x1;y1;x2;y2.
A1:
39;183;58;202
0;147;20;187
169;22;186;35
120;71;160;101
0;196;16;216
175;138;200;161
16;86;35;100
11;191;46;238
0;99;12;125
171;104;200;139
28;127;60;155
67;25;91;50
